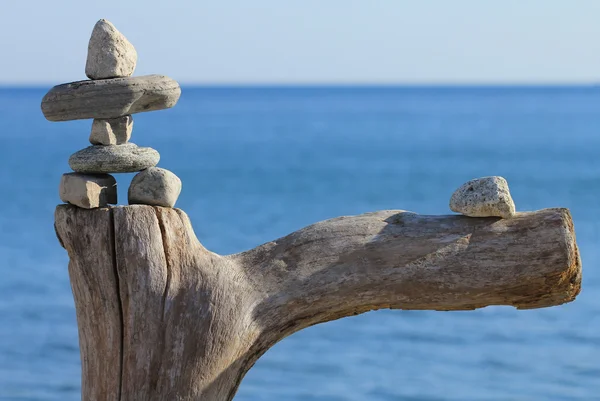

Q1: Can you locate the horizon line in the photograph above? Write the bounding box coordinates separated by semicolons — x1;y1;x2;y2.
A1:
1;81;599;89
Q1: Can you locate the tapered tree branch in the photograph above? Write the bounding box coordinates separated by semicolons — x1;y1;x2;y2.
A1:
55;205;581;401
238;209;580;341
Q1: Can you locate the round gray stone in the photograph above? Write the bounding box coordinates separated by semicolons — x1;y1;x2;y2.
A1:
128;167;182;208
69;143;160;174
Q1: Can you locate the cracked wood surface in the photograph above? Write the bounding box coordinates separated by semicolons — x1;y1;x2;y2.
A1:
54;205;582;401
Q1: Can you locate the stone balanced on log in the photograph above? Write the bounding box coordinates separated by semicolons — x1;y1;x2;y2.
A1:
42;19;182;209
47;21;583;401
450;176;516;218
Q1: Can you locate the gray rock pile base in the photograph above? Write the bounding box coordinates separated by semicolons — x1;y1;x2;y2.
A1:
59;173;117;209
128;167;182;207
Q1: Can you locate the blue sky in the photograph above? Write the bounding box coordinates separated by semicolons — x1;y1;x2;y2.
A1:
2;1;599;84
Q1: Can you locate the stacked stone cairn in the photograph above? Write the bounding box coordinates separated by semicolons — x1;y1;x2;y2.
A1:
42;19;182;209
449;176;516;218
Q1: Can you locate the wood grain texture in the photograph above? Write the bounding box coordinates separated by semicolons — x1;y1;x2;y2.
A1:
113;206;168;400
54;206;122;401
54;205;582;401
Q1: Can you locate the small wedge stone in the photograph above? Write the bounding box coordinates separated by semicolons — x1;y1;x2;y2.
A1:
450;176;516;218
41;75;181;122
69;143;159;173
90;116;133;145
86;19;137;80
128;167;182;207
59;173;117;209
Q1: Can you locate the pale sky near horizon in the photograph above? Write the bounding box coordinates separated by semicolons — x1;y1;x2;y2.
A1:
1;1;599;85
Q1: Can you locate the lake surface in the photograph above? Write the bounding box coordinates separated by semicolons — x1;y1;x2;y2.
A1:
0;86;598;400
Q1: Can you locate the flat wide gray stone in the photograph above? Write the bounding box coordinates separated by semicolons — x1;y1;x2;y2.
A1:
450;176;516;218
69;143;160;174
59;173;117;209
90;115;133;145
41;75;181;122
128;167;182;207
86;19;137;80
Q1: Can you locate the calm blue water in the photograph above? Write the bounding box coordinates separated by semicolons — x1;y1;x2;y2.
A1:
0;86;599;400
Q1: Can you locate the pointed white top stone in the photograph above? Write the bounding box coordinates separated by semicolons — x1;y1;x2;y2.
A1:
85;19;138;80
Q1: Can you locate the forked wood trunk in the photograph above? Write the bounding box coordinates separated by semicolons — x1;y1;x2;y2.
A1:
54;205;581;401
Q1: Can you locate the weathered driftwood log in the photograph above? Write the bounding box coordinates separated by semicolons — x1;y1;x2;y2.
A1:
54;205;581;401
